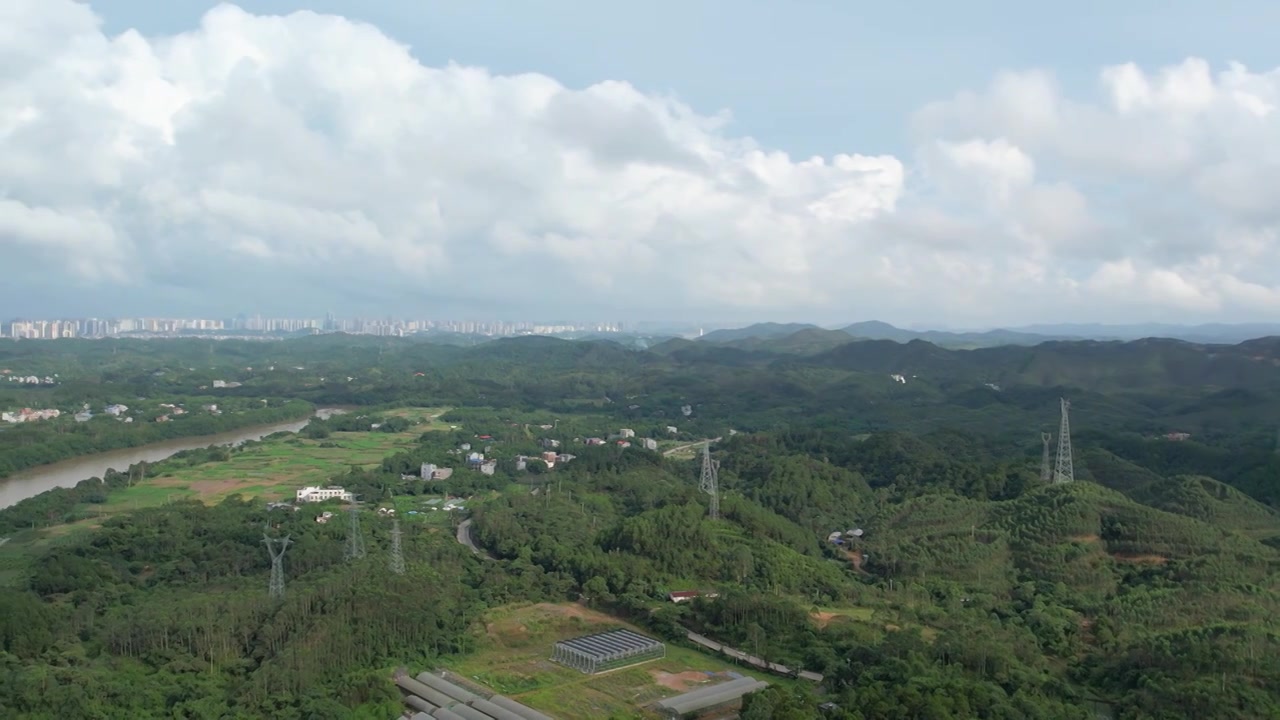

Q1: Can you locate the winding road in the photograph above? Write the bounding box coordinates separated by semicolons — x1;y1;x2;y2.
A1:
662;437;723;456
455;519;484;556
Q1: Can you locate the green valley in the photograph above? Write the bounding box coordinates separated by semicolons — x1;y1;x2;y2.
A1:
0;332;1278;719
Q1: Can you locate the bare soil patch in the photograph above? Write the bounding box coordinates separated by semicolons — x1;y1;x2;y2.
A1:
485;603;602;646
553;603;595;620
842;547;871;574
649;669;717;693
811;611;839;629
1070;534;1101;543
1112;553;1168;564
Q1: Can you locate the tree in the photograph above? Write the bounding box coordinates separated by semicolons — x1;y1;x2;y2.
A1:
732;546;755;583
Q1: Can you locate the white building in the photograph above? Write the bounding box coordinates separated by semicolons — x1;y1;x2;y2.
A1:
418;463;453;480
296;486;354;503
642;438;658;451
619;428;636;438
1;408;60;423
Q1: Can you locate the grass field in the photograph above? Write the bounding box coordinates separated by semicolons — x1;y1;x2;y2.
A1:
0;519;101;586
0;408;452;583
443;602;768;719
95;406;452;512
810;605;877;628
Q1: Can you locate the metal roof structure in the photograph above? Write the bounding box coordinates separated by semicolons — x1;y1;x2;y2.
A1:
551;629;666;674
655;676;769;718
395;671;553;720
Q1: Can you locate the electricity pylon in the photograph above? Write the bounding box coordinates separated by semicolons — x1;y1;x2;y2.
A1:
344;506;366;560
699;442;720;520
388;519;405;575
1040;432;1053;483
1054;398;1074;484
263;532;292;600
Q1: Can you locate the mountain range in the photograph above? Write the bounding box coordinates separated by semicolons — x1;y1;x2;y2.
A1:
692;320;1280;348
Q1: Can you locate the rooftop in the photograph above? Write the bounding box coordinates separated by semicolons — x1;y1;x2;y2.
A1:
554;629;662;660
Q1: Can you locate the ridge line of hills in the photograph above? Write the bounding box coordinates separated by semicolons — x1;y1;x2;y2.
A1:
689;319;1280;348
8;332;1278;394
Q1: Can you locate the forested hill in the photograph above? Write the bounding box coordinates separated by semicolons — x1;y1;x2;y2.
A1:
3;334;1280;718
5;333;1280;443
5;331;1279;385
658;333;1280;390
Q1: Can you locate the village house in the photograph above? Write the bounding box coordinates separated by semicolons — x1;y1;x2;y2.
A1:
295;486;355;503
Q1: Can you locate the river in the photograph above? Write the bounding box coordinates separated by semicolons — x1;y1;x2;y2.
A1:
0;408;348;509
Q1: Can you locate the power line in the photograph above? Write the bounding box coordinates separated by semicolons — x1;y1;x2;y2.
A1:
344;506;366;560
699;442;720;520
263;532;292;600
1054;398;1074;484
389;518;405;575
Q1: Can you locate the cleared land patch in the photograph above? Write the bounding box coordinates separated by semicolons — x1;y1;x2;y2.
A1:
447;602;765;719
80;407;450;513
1112;552;1169;565
810;606;876;629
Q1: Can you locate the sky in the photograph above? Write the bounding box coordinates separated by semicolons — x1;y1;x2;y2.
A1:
4;0;1280;328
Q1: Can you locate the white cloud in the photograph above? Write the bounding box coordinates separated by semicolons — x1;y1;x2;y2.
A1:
3;1;1280;325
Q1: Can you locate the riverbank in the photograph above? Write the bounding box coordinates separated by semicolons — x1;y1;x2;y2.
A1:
0;406;354;509
0;406;446;529
0;399;319;488
0;407;451;587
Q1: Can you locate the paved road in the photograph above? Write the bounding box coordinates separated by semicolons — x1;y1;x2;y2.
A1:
663;437;723;456
684;628;824;682
455;519;485;557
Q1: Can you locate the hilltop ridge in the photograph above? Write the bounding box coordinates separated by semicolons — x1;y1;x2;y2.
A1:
681;319;1280;348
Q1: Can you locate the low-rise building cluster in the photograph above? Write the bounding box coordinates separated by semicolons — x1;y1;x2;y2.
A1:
295;485;355;503
2;373;57;385
1;407;61;423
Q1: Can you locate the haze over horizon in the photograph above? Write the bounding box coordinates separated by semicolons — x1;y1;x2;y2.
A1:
5;1;1280;326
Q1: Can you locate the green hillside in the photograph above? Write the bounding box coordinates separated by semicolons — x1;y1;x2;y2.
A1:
2;334;1280;718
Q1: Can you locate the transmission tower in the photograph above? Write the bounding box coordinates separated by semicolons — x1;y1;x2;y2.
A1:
344;506;366;560
1054;398;1074;484
388;519;405;575
698;442;720;520
1040;432;1053;483
263;532;292;600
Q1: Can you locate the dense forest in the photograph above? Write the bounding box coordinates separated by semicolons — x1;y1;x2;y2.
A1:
1;333;1278;718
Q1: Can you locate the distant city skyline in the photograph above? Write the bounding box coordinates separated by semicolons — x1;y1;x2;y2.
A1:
1;315;628;340
4;2;1280;325
6;313;1280;344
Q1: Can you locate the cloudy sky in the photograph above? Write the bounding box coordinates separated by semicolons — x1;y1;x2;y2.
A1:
4;0;1280;328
